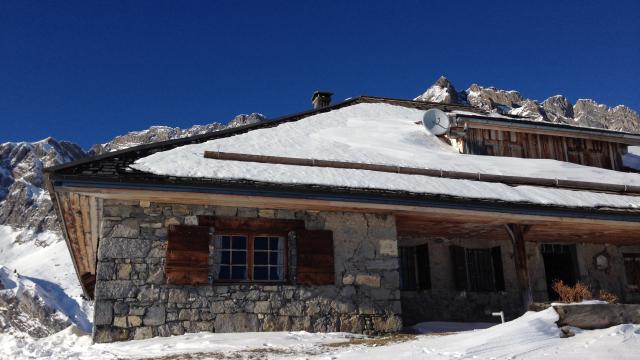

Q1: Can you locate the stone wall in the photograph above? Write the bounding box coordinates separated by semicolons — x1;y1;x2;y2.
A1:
528;243;640;303
92;201;402;342
398;235;522;325
400;234;640;326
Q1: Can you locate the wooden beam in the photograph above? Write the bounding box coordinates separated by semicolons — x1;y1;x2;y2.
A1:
79;195;95;272
505;224;533;312
203;151;639;194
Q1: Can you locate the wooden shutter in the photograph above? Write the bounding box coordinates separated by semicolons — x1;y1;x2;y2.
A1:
166;225;210;285
416;244;431;290
296;230;334;285
399;246;417;290
450;245;468;291
491;246;505;291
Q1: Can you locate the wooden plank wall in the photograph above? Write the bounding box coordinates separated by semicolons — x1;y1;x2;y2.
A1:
462;128;626;170
57;192;99;293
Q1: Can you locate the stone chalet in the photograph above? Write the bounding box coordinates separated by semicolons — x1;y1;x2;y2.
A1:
44;93;640;343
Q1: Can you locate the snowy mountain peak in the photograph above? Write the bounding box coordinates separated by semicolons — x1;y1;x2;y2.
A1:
0;138;86;235
414;76;466;104
416;77;640;133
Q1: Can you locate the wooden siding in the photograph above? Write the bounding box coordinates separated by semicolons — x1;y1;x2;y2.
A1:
56;192;101;293
461;127;626;170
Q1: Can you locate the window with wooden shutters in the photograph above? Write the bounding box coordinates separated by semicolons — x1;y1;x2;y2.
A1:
623;253;640;290
399;244;431;290
296;230;334;285
450;245;505;292
198;216;302;283
166;225;211;285
211;234;286;282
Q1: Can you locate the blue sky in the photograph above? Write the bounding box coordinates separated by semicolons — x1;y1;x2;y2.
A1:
1;1;638;148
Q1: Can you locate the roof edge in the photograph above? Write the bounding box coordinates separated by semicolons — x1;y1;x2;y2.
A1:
51;178;640;221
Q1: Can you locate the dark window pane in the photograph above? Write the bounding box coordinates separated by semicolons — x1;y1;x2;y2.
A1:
221;236;230;249
270;266;281;280
466;248;494;292
416;244;431;290
269;237;279;250
624;254;640;288
232;251;246;264
254;237;268;250
254;266;268;280
220;250;230;265
254;251;268;265
218;265;230;279
270;252;279;265
231;265;246;280
232;236;247;249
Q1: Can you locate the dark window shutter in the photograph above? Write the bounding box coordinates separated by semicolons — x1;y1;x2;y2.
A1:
166;225;210;285
450;245;468;291
416;244;431;290
296;230;334;285
492;246;505;291
399;246;416;290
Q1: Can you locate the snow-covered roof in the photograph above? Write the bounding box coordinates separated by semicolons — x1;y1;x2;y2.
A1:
132;102;640;210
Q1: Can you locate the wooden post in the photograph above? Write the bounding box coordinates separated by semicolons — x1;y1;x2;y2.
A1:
505;224;533;312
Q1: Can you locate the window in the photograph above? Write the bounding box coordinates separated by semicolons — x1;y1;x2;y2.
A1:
252;236;285;281
450;245;505;292
399;244;430;290
624;253;640;290
213;234;285;282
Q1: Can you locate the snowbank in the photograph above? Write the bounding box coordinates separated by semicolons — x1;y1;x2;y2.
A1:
0;226;92;332
2;307;638;359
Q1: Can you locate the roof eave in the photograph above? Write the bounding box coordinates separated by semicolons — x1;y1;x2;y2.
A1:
49;176;640;222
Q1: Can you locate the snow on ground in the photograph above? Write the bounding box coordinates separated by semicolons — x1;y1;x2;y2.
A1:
1;307;639;359
133;103;640;210
0;225;92;331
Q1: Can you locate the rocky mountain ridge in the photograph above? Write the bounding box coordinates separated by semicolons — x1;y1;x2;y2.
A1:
89;113;265;155
415;76;640;133
0;113;265;240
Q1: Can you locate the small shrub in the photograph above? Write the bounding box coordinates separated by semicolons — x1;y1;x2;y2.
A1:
551;280;592;303
598;290;618;304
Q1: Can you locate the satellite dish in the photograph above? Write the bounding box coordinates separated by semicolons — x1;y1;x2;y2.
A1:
422;108;450;136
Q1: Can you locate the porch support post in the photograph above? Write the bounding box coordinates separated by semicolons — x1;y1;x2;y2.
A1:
505;224;533;312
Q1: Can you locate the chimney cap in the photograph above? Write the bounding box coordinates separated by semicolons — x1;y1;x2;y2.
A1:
311;91;334;101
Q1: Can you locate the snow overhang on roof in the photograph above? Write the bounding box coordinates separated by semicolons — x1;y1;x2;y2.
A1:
45;96;640;214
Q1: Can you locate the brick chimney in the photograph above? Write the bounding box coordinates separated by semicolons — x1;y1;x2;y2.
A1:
311;91;333;109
